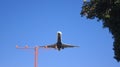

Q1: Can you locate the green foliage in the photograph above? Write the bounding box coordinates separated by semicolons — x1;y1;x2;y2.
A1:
81;0;120;62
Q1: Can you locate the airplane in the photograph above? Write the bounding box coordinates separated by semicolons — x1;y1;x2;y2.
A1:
40;31;79;51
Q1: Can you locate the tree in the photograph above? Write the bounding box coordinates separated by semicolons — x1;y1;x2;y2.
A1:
80;0;120;62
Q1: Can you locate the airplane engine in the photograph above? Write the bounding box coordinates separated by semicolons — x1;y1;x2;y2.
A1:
45;46;48;48
55;46;57;49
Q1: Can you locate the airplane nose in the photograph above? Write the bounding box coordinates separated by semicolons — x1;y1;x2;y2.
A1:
57;31;62;34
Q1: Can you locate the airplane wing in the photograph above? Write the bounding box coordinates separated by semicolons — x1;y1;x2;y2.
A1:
62;44;79;48
40;44;57;48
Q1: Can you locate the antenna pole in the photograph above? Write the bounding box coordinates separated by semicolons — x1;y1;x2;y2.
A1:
34;47;38;67
16;45;42;67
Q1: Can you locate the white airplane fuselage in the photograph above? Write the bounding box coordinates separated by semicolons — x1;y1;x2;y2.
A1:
56;31;63;50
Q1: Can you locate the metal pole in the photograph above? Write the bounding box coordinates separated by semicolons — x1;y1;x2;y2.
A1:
34;47;38;67
16;45;41;67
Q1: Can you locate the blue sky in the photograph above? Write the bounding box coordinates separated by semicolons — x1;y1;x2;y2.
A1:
0;0;120;67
